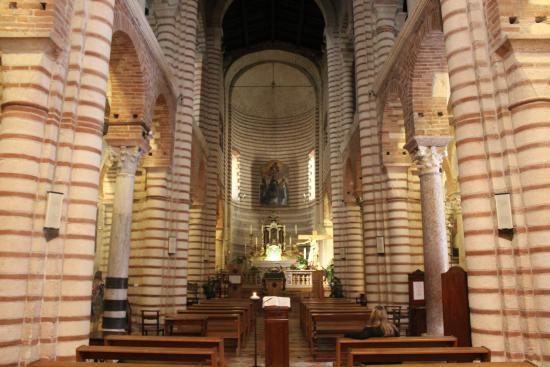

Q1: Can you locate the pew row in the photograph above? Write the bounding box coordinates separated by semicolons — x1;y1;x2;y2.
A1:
346;346;491;367
335;335;458;367
76;345;218;367
104;334;225;367
32;362;211;367
176;311;244;356
368;363;535;367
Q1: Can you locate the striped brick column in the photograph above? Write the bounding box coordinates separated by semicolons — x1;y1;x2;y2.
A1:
383;164;412;306
439;0;507;357
103;146;144;331
166;0;199;308
343;205;366;298
498;39;550;363
352;0;384;305
129;167;172;322
373;3;397;73
192;27;222;280
0;48;57;365
406;138;450;335
325;31;347;290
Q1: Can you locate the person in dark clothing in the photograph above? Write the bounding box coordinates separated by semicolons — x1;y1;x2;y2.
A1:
344;305;399;339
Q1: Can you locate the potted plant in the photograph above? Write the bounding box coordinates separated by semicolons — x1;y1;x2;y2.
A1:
295;255;308;270
202;277;217;299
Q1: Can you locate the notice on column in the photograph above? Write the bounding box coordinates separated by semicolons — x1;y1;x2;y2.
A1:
413;281;425;301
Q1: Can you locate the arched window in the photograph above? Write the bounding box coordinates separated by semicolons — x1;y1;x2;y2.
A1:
308;149;316;202
231;150;241;201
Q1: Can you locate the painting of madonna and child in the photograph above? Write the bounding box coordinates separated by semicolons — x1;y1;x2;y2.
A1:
260;160;289;206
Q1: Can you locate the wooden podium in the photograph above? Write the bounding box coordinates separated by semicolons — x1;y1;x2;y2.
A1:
263;298;290;367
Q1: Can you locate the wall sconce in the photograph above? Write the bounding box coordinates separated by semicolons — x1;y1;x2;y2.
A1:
44;191;64;241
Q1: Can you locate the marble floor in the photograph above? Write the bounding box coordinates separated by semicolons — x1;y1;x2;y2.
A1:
225;308;332;367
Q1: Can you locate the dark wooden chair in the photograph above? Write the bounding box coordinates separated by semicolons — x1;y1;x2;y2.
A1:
141;309;163;336
385;305;402;332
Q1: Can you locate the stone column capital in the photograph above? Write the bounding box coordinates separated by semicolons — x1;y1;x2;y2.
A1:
410;145;447;175
109;146;144;175
405;136;451;174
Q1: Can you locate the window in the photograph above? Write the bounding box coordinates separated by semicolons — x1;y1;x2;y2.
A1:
231;150;240;201
308;149;316;202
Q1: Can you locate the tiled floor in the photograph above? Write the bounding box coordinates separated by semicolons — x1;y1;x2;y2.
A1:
225;308;332;367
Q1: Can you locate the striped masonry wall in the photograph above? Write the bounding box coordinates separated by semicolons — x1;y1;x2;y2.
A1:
165;0;200;309
353;0;383;305
187;27;222;283
229;107;317;254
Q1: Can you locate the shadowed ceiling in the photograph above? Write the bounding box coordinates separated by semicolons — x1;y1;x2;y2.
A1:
222;0;325;54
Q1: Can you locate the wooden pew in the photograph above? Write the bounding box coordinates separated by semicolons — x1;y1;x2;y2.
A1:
177;311;244;356
164;314;208;336
32;362;212;367
188;304;251;336
302;305;366;336
369;363;535;367
309;312;371;360
104;334;225;367
346;346;491;367
76;345;218;367
335;335;458;367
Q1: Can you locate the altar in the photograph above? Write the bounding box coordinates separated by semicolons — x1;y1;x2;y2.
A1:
248;216;298;267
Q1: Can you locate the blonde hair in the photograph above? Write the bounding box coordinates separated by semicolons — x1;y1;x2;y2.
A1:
368;305;398;336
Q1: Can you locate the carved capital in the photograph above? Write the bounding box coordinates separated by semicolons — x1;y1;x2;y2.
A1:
411;145;447;175
110;146;144;175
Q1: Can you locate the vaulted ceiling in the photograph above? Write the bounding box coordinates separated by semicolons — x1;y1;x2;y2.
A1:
222;0;325;54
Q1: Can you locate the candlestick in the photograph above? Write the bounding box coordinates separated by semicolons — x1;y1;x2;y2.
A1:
295;224;298;235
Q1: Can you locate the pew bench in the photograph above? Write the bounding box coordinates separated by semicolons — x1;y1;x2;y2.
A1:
368;363;535;367
335;336;458;367
104;334;225;367
346;346;491;367
164;314;208;336
32;362;210;367
310;312;371;360
177;311;244;356
76;345;218;367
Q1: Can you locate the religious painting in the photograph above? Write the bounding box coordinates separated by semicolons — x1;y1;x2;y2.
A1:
260;161;289;206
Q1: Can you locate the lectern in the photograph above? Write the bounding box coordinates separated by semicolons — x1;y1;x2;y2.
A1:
263;297;290;367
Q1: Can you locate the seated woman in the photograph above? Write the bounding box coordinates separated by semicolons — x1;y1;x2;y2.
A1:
344;305;399;339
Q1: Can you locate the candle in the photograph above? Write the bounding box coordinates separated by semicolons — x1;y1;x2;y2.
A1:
250;291;259;300
255;236;258;245
295;224;298;235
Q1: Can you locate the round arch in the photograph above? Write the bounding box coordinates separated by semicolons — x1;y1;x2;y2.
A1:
410;31;450;139
208;0;337;30
107;31;146;123
379;81;409;165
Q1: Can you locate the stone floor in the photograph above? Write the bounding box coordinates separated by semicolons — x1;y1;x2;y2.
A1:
225;308;332;367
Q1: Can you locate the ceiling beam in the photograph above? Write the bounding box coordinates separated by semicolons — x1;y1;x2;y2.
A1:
240;0;249;47
297;0;305;46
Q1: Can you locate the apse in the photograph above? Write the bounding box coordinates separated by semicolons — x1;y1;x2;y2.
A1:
227;55;320;261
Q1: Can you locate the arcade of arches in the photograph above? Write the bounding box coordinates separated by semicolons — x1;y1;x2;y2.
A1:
0;0;550;365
